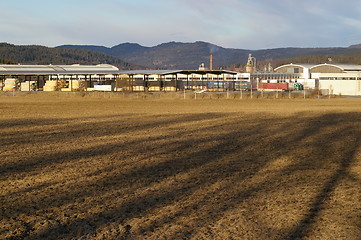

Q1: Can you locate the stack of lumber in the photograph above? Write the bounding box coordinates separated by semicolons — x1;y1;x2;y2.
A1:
3;78;18;91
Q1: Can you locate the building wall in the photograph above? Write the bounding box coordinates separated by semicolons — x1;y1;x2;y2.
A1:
313;73;361;95
318;79;361;95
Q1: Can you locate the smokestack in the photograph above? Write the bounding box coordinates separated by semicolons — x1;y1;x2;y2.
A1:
210;53;213;70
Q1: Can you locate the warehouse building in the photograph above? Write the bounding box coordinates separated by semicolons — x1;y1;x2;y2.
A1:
274;63;361;95
1;63;361;96
0;64;245;92
116;69;246;92
0;64;119;91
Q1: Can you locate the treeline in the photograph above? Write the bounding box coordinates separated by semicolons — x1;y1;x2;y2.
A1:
227;50;361;71
0;43;142;69
0;58;16;64
265;51;361;68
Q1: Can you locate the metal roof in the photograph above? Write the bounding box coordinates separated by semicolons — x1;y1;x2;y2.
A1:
275;63;361;72
310;63;361;72
251;72;301;76
274;63;316;71
175;70;239;75
118;69;239;75
118;70;181;75
0;65;238;76
0;64;120;75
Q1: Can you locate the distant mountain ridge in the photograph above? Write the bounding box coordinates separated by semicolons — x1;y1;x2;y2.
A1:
1;42;360;70
348;43;361;49
57;41;361;69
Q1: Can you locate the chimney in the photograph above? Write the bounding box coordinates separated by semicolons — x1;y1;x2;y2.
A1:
210;53;213;70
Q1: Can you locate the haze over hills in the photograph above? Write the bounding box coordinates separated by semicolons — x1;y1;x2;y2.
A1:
57;41;361;70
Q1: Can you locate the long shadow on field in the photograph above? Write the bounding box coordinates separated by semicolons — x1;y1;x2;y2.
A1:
1;112;264;238
0;113;220;148
1;112;268;209
285;116;361;239
1;112;361;240
0;112;227;177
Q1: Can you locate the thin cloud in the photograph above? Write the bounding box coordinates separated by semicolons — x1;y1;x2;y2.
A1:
1;0;361;48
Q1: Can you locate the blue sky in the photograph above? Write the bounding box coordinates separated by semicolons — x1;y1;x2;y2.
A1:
1;0;361;49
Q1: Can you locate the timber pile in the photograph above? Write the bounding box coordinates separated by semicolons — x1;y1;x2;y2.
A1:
3;78;18;91
43;80;66;91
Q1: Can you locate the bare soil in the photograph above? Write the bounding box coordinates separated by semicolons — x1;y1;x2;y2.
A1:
1;92;361;239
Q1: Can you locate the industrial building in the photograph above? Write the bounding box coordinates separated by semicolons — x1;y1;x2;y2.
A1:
274;63;361;95
0;64;247;92
0;64;119;92
116;69;248;92
1;62;361;96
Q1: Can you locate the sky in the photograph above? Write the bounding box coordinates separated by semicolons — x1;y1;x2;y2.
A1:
1;0;361;50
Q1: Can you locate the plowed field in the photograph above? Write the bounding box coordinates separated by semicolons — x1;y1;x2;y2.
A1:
1;93;361;239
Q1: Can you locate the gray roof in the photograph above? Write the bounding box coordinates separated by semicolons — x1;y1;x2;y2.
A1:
119;69;239;75
0;64;120;75
0;65;238;76
118;70;181;75
275;63;361;72
310;63;361;72
274;63;316;71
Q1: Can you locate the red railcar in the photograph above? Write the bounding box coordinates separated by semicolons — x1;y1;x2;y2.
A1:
258;82;288;90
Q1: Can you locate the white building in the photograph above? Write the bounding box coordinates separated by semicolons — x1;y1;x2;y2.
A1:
274;63;361;96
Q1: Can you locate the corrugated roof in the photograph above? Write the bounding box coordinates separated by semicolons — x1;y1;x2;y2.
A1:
338;64;361;71
274;63;316;71
276;63;361;72
0;64;119;75
0;64;241;76
312;64;361;71
118;70;181;75
118;69;239;75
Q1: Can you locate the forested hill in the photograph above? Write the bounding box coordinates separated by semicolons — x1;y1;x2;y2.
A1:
57;41;361;70
0;43;142;70
228;50;361;71
273;51;361;67
3;42;361;71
